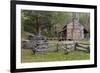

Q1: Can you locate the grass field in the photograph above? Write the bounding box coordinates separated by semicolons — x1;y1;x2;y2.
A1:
21;49;90;63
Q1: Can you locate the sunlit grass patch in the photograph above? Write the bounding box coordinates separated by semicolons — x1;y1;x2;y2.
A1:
21;49;90;63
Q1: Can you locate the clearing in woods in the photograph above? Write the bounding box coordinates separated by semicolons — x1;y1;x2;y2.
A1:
21;40;90;63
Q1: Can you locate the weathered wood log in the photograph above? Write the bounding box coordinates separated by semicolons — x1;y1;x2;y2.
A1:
76;44;90;53
77;44;88;49
60;42;76;54
78;43;90;45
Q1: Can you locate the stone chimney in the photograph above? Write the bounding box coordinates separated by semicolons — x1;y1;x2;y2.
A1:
72;13;79;24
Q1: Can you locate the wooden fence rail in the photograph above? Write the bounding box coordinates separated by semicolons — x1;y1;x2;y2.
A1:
75;43;90;53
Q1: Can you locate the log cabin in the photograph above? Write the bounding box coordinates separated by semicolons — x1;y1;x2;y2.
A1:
58;18;89;41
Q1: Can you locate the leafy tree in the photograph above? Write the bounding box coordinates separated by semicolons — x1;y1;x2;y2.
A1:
21;10;90;39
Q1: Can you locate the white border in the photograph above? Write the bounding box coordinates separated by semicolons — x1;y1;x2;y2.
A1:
16;4;94;69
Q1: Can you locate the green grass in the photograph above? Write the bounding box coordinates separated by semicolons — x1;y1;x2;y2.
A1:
21;49;90;63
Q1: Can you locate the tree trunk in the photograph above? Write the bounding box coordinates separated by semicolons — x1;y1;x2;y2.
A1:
72;13;75;40
36;16;41;35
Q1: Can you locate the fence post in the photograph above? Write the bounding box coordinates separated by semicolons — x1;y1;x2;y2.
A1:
74;42;78;51
87;46;90;53
56;43;59;52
